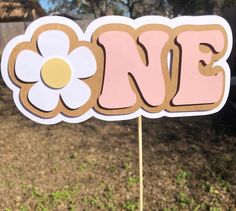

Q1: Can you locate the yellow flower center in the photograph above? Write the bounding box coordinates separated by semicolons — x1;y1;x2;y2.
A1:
41;58;71;89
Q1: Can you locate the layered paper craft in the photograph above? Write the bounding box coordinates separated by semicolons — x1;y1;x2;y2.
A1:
1;16;232;124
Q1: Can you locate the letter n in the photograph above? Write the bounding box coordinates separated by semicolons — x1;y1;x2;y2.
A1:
97;28;170;110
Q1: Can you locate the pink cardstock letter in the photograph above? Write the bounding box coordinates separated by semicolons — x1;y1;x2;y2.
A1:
172;30;226;106
98;30;170;109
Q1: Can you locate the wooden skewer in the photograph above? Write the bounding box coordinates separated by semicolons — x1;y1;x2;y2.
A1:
138;116;143;211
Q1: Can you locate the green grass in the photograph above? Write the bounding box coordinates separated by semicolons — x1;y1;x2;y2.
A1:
202;182;219;194
77;162;88;173
124;163;132;171
19;206;29;211
176;192;194;207
103;185;113;200
81;185;116;210
162;208;178;211
127;176;139;186
109;164;118;173
208;208;220;211
175;170;190;186
218;178;231;191
191;144;200;151
19;184;80;210
82;196;107;210
122;200;138;211
52;189;72;202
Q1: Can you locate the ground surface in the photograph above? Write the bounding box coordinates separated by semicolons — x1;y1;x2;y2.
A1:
0;83;235;211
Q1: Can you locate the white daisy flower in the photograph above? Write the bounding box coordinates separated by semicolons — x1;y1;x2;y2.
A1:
15;30;96;112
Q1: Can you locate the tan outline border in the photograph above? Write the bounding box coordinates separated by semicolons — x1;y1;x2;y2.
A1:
8;23;104;119
92;24;172;115
167;24;228;112
7;22;229;119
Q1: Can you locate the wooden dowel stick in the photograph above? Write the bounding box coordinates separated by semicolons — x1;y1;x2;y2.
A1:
138;116;143;211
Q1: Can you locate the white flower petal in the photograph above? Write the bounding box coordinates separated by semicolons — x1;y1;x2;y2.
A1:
28;81;60;111
15;50;43;82
61;79;91;109
37;30;70;58
68;47;96;78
